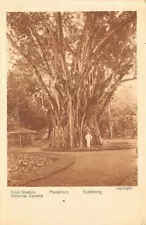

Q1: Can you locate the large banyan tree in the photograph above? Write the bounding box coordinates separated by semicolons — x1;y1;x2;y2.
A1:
7;11;137;149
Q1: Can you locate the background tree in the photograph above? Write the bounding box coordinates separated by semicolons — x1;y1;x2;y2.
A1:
99;80;137;139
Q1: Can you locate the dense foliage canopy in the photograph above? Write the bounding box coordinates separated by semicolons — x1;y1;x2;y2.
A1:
7;11;137;148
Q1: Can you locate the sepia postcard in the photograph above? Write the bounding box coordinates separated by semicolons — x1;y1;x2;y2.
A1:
0;0;146;225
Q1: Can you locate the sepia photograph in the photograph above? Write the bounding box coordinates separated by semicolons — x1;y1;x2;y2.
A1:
7;11;137;187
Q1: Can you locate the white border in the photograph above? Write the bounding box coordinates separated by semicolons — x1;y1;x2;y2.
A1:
0;1;146;225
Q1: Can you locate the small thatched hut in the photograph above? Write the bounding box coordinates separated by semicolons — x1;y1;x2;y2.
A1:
8;128;38;147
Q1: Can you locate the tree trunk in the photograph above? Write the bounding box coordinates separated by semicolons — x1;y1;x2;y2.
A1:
88;112;103;146
79;114;86;148
68;95;74;148
108;100;113;139
95;119;103;145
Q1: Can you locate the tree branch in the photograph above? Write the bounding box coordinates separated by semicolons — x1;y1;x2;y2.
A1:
93;13;136;55
7;33;59;111
23;14;54;79
97;74;126;123
56;12;70;81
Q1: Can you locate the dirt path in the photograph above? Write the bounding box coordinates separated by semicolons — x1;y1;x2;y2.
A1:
26;149;137;187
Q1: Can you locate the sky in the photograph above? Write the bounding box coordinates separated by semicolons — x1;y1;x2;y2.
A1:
113;80;137;106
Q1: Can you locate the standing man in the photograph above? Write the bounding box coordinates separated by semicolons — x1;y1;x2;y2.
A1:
85;132;92;148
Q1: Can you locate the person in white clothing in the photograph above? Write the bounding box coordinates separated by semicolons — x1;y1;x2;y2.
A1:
85;132;92;148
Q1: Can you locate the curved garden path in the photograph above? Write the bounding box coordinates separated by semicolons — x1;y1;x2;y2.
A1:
26;149;137;186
